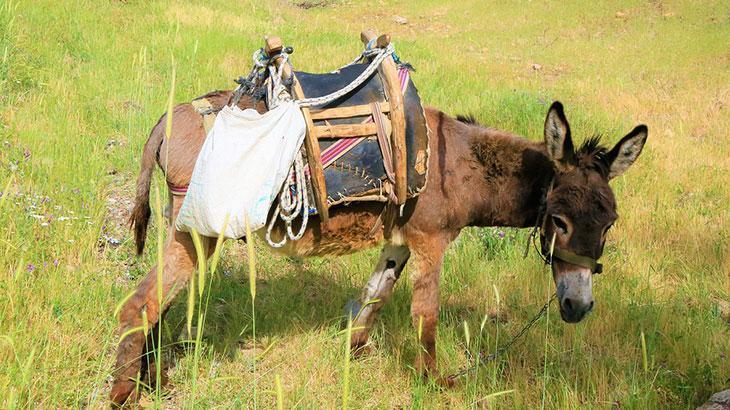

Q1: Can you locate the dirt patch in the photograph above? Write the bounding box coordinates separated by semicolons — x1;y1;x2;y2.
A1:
293;0;339;9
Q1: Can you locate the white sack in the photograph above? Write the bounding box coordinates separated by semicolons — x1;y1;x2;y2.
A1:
176;101;306;239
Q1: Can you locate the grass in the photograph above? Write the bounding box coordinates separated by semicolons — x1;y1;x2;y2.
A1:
1;0;729;408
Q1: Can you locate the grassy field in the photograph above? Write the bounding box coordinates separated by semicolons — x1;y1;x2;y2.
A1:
1;0;729;408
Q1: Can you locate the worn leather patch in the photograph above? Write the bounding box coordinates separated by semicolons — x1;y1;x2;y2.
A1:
414;150;427;175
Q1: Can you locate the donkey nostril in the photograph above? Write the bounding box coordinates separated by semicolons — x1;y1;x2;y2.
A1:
588;301;594;311
563;298;574;311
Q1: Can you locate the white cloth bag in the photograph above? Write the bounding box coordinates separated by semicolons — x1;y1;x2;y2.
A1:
176;101;306;239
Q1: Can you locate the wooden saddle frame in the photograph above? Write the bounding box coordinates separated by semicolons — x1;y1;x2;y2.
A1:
263;30;408;228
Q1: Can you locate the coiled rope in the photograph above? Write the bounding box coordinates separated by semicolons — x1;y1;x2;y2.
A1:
265;150;309;247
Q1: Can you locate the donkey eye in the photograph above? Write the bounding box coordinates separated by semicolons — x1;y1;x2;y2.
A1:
552;216;568;234
603;223;614;236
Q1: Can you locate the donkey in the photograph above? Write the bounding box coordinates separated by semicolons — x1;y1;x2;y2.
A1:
110;91;647;405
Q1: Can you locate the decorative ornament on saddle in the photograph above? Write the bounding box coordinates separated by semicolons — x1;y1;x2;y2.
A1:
177;31;430;247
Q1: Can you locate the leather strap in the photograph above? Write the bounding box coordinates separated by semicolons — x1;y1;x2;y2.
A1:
371;102;397;201
370;101;398;238
551;247;603;274
190;98;216;134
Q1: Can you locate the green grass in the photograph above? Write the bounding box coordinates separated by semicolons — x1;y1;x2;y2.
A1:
1;0;729;408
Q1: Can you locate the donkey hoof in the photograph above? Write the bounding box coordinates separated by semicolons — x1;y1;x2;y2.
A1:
109;381;139;408
351;342;373;358
436;375;457;389
343;299;363;321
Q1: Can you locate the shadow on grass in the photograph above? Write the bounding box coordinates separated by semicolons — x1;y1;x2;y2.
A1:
161;257;360;361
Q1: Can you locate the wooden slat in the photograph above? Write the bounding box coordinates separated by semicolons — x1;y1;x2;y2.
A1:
360;30;407;205
292;77;330;225
309;102;391;120
265;36;330;225
314;123;377;139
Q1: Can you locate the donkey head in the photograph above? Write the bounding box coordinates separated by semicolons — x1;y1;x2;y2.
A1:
540;102;647;323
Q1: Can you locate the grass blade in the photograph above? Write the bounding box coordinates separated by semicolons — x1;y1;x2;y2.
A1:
640;330;648;373
342;315;352;410
153;185;165;403
0;175;13;213
209;213;230;275
186;262;195;339
243;214;257;408
473;389;515;405
163;56;176;177
463;320;471;350
245;215;256;301
190;228;207;297
275;374;284;410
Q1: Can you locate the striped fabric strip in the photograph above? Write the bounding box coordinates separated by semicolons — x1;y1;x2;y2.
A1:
168;181;189;196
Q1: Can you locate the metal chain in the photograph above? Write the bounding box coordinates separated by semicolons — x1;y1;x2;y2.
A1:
446;292;557;381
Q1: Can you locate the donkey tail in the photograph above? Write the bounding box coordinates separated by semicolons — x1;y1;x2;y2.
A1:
129;115;165;255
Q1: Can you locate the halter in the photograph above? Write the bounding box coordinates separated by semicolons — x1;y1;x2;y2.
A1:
525;178;603;274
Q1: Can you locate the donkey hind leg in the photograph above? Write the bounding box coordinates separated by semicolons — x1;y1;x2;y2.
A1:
348;243;410;353
110;225;213;406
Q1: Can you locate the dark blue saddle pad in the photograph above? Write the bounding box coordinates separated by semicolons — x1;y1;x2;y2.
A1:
295;63;429;206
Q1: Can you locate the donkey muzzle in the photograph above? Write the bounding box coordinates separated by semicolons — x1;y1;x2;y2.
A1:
556;269;594;323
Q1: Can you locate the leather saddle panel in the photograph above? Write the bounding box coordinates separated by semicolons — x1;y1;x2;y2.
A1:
295;63;429;206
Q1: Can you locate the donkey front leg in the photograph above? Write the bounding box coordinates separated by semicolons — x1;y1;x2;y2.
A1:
110;207;214;406
348;243;410;353
408;232;454;386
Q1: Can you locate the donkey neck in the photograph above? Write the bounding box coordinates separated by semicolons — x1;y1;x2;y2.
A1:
462;125;555;229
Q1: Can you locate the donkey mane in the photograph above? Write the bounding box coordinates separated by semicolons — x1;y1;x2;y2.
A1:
455;114;480;125
576;136;611;176
458;112;613;177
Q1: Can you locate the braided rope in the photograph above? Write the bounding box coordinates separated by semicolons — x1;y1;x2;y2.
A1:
331;38;380;72
295;43;394;107
265;150;309;247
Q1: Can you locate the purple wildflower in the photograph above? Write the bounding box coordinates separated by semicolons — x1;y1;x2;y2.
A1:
498;230;506;238
23;148;31;159
53;259;59;267
27;263;35;272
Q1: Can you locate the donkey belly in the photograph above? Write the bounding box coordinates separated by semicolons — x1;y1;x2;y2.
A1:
259;203;386;258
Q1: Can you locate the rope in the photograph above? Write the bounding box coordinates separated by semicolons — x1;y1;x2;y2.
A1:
267;60;292;109
331;38;380;72
295;43;395;108
265;150;309;247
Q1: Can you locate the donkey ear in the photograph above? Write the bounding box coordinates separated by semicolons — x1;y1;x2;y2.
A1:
544;101;575;167
606;125;648;179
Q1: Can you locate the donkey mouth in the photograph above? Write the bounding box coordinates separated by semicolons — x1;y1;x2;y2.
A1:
560;308;585;323
559;302;593;323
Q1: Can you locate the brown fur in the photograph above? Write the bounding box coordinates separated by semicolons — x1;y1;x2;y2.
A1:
112;96;646;406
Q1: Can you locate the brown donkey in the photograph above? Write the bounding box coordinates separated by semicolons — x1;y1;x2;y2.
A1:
110;92;648;405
